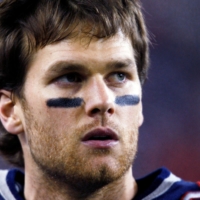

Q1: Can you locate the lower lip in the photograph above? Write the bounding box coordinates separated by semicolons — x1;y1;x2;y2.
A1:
82;140;119;149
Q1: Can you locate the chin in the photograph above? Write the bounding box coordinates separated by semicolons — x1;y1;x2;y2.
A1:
62;161;130;196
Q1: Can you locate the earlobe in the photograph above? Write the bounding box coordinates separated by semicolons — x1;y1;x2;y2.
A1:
0;90;23;134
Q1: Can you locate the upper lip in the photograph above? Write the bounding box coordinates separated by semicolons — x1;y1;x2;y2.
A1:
81;128;119;141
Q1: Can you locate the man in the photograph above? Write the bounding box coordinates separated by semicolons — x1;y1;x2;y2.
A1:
0;0;199;199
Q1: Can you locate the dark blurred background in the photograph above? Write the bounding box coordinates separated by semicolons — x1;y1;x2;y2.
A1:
0;0;200;182
133;0;200;181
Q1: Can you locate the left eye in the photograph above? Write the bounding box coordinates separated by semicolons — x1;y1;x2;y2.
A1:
107;72;126;83
116;73;126;81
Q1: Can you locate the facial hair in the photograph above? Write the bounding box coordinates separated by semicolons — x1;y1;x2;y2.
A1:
22;103;139;197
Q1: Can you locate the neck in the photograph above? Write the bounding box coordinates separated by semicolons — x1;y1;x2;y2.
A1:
24;166;137;200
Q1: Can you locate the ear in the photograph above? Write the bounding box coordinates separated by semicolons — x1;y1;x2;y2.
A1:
0;90;23;134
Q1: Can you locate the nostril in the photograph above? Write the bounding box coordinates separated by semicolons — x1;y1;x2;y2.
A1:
107;108;114;114
90;107;114;116
91;108;101;115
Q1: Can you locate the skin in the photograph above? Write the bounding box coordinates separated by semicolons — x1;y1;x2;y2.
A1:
0;33;143;200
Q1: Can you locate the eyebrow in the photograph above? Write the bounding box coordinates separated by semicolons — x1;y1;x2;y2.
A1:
43;62;88;83
45;58;136;78
46;62;87;75
106;58;136;70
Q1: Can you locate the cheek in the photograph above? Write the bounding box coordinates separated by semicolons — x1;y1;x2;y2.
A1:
44;107;82;135
117;103;142;126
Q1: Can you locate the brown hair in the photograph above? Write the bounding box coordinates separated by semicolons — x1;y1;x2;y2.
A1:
0;0;149;168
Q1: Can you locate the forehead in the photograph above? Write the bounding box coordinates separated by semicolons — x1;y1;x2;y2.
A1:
28;33;136;76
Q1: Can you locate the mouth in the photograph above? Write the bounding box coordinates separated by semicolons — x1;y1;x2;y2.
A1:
81;128;119;149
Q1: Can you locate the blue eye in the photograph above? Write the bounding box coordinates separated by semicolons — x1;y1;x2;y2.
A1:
116;73;126;81
107;72;126;83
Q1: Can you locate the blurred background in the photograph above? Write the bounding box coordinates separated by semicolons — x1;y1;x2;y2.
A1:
0;0;200;182
133;0;200;181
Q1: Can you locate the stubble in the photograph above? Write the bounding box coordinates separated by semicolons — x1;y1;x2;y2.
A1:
22;103;138;197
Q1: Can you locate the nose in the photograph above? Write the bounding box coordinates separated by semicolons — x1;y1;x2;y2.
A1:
84;76;115;117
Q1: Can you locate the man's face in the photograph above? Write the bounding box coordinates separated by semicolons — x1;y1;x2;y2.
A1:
19;33;143;190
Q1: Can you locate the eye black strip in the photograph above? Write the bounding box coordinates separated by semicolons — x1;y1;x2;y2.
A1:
46;98;83;108
115;95;140;106
46;95;139;108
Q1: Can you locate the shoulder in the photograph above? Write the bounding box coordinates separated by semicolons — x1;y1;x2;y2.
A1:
0;169;24;200
135;167;200;200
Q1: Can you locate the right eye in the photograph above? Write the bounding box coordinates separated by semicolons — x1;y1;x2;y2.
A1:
54;72;83;85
